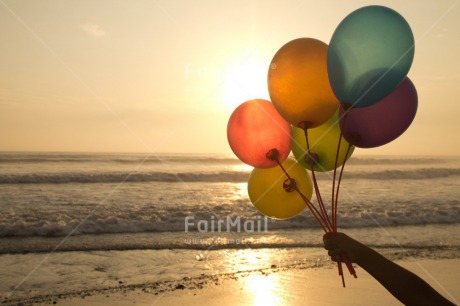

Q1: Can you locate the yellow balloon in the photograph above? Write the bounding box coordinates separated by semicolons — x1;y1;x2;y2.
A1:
268;38;339;128
291;111;354;172
247;158;313;219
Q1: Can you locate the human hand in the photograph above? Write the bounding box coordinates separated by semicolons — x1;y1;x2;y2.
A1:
323;232;368;265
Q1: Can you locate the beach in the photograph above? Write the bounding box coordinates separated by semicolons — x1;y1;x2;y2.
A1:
0;152;459;305
57;259;459;306
2;252;459;305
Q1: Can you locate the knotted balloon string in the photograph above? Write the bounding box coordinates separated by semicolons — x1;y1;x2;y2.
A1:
332;105;353;232
266;149;329;233
342;253;357;279
330;108;346;229
266;145;357;286
332;109;357;280
299;115;357;286
337;257;345;287
334;142;353;232
331;119;343;233
298;122;334;232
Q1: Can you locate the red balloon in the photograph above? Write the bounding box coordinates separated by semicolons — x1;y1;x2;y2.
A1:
227;99;291;168
339;77;418;148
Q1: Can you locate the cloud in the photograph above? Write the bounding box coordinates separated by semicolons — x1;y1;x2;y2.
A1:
80;23;106;38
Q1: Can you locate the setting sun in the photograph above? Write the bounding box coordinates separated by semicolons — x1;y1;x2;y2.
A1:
221;49;271;111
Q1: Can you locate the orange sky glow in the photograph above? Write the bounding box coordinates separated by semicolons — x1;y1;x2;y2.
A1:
0;0;459;156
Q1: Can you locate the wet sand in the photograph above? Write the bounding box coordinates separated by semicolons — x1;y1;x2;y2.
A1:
3;258;459;306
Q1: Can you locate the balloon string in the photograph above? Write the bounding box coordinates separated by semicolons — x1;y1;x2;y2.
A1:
275;159;293;180
338;260;345;287
310;169;332;231
304;129;325;207
330;110;357;284
342;253;357;279
273;158;329;233
331;129;343;233
294;187;328;233
334;143;352;232
332;109;350;232
309;167;333;232
303;129;333;232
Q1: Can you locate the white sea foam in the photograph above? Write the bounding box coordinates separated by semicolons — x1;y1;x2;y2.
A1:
0;197;458;238
0;168;459;184
0;153;459;249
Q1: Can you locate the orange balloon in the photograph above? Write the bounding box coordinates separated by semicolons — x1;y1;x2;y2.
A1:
268;38;339;128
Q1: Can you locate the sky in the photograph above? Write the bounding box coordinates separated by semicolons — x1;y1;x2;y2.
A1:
0;0;459;156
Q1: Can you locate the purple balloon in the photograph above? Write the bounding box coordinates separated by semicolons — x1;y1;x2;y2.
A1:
339;77;418;148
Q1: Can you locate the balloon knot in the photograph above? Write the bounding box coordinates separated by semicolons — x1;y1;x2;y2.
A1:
282;178;297;192
305;152;319;165
297;121;313;130
266;148;279;161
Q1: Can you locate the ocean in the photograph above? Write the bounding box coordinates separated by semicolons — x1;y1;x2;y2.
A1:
0;152;459;303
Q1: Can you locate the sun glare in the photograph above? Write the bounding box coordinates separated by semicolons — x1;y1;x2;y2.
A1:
221;50;271;111
244;274;285;306
235;163;253;172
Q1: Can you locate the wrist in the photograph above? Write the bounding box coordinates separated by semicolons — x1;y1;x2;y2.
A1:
354;245;380;268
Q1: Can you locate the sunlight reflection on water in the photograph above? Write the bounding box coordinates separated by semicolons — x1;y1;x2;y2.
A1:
243;273;285;306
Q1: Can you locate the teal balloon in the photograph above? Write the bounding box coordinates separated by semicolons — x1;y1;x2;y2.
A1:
328;5;415;108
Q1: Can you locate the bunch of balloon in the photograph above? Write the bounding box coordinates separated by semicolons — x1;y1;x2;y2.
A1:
327;5;417;193
226;5;417;287
325;5;417;284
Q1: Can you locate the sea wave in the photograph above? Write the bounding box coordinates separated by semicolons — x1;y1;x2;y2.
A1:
347;157;446;165
0;168;459;184
338;168;460;180
0;153;241;165
0;153;453;166
0;171;250;184
1;235;458;254
1;202;458;237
